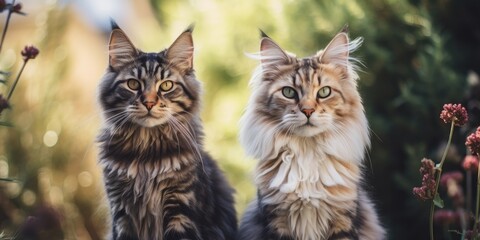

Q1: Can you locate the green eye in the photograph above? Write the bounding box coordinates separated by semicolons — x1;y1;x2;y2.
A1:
282;87;297;99
318;86;331;98
160;80;174;92
127;79;140;90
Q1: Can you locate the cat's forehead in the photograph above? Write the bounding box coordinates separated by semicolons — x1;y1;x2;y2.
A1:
135;52;168;66
270;61;340;90
293;58;342;81
296;57;320;69
114;52;170;79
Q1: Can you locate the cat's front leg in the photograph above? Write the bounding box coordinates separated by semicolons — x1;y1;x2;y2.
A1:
163;210;203;240
111;212;139;240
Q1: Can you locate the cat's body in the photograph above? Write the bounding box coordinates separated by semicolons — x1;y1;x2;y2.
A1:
97;25;236;240
237;29;385;240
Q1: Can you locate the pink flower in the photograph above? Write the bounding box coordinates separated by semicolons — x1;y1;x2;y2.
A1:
440;103;468;126
413;158;436;201
440;171;463;188
463;155;479;171
466;127;480;155
21;45;39;61
434;209;459;226
440;171;465;207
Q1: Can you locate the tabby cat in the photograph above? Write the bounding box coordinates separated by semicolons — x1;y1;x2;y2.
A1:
97;24;237;240
237;28;386;240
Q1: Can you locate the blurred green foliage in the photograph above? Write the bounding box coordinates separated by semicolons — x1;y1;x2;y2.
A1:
0;0;479;239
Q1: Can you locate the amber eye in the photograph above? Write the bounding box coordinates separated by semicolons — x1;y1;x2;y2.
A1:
127;79;141;90
317;86;331;98
282;87;297;99
159;80;174;92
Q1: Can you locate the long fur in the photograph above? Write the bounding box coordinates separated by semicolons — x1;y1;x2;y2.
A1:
97;27;237;240
237;31;385;240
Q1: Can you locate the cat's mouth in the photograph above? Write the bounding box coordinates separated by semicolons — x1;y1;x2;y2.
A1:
302;119;316;127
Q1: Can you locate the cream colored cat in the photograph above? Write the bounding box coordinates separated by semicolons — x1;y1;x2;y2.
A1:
237;28;385;240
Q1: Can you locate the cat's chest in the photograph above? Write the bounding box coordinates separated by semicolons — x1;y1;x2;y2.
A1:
108;164;173;212
103;157;196;210
260;147;359;201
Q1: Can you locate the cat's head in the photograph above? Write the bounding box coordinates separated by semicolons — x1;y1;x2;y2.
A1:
98;25;200;128
240;28;369;160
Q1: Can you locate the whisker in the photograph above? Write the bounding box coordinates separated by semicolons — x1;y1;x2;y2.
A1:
166;111;205;173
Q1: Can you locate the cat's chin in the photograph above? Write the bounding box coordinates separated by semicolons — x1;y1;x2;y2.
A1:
132;117;168;128
293;124;325;137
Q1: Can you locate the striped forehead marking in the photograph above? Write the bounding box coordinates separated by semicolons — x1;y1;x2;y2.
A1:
292;59;319;86
131;53;167;79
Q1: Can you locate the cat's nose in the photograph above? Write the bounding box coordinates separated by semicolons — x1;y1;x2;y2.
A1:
301;108;315;118
143;100;156;110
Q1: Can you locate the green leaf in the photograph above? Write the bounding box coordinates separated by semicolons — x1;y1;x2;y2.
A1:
433;193;444;208
0;177;18;182
0;121;12;127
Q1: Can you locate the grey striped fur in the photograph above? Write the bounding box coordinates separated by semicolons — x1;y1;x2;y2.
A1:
97;25;236;240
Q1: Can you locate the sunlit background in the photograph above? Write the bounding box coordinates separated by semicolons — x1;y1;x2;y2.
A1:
0;0;479;239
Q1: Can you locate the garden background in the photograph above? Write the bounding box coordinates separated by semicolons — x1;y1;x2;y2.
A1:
1;0;479;239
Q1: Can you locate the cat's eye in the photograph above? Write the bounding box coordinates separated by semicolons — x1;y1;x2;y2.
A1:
317;86;331;99
127;79;141;90
282;87;297;99
159;80;174;92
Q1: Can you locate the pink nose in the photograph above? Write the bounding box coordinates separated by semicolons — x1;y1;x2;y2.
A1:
143;100;156;110
301;108;315;118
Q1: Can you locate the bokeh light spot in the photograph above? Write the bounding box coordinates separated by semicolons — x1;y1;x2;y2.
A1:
43;130;58;147
22;190;36;206
0;159;8;178
78;171;93;187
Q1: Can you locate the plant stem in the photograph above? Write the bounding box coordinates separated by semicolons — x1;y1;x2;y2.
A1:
475;153;480;234
468;171;473;213
0;0;16;53
6;59;27;101
429;120;456;240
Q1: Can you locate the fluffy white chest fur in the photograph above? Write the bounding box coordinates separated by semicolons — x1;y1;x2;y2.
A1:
257;140;360;240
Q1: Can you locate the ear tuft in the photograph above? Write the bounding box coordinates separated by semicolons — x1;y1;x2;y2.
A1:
320;30;363;80
166;27;194;70
260;37;290;67
259;29;270;38
320;32;350;67
110;18;120;30
109;28;138;70
184;23;195;33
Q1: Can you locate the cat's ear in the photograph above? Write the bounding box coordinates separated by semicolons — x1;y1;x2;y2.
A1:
166;26;194;70
319;26;362;70
259;35;291;68
320;31;350;68
108;27;138;70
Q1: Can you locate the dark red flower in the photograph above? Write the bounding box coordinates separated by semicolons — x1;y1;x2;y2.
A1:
0;94;9;112
434;209;459;226
440;103;468;126
12;3;21;13
413;158;436;201
466;127;480;155
21;45;39;61
0;0;6;12
463;155;479;171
